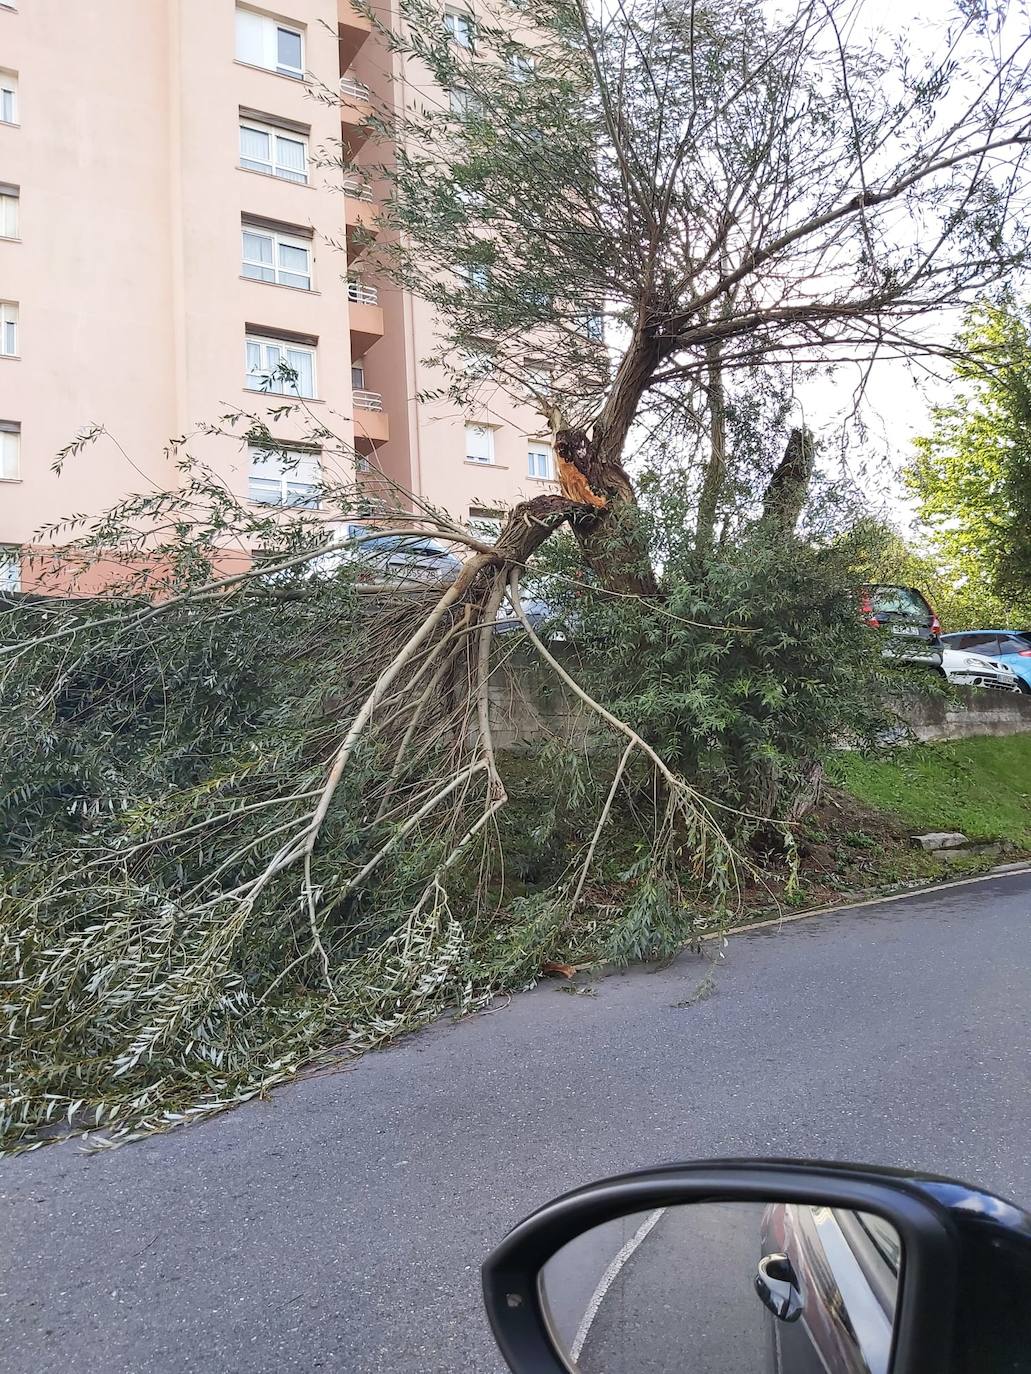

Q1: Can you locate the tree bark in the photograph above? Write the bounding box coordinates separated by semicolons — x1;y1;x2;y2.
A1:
694;338;728;561
759;427;816;538
553;428;659;596
549;321;665;597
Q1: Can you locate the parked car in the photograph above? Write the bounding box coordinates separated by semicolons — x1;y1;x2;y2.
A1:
940;630;1031;692
758;1202;899;1374
306;528;464;584
941;647;1021;693
859;584;943;667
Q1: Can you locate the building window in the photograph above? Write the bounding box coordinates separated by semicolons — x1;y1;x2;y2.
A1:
444;7;474;46
241;221;312;289
248;446;320;506
0;420;20;479
458;262;489;290
245;332;317;397
0;71;17;124
449;87;482;117
468;507;503;539
0;545;19;593
351;362;365;389
527;442;552;479
0;301;17;356
239;116;308;183
0;184;17;237
465;423;494;464
235;7;305;79
507;53;534;80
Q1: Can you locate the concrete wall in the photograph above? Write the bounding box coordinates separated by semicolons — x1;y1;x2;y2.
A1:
485;655;1031;749
0;0;552;585
895;687;1031;742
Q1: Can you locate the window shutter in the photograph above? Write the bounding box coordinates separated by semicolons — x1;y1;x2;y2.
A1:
466;424;493;463
235;8;266;65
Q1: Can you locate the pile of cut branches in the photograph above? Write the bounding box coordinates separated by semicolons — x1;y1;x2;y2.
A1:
0;458;743;1151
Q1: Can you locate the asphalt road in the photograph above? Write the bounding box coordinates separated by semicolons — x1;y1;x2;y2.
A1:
3;870;1030;1373
555;1202;769;1373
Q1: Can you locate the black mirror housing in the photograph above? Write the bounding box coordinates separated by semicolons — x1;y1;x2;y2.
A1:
481;1158;1031;1374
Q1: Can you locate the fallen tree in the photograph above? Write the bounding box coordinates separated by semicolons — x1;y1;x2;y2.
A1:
0;458;751;1150
5;0;1031;1148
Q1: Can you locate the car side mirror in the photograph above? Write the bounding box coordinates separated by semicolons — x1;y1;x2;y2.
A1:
482;1159;1031;1374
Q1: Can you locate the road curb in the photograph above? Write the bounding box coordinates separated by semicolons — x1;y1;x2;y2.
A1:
716;860;1031;942
561;861;1031;986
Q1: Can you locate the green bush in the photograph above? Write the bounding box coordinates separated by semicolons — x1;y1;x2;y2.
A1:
528;524;895;836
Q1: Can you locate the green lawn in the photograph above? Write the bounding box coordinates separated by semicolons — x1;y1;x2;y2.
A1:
829;734;1031;846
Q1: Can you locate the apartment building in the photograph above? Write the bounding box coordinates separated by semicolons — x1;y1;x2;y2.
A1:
0;0;558;591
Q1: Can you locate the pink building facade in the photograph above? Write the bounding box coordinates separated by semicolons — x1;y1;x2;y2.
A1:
0;0;558;590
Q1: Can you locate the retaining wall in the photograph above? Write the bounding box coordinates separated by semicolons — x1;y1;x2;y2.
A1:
486;652;1031;748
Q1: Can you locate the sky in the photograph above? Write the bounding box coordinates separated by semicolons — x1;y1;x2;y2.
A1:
759;0;1025;530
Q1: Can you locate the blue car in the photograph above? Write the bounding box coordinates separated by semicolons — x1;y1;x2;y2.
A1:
940;630;1031;692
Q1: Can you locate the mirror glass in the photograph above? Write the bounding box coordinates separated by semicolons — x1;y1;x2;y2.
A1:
539;1200;903;1374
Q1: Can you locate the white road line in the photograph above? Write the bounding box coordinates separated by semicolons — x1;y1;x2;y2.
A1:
569;1208;666;1364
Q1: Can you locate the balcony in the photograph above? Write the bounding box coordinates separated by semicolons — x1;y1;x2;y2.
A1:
352;388;389;451
348;279;384;354
338;0;372;70
340;72;373;154
347;279;379;304
343;177;379;259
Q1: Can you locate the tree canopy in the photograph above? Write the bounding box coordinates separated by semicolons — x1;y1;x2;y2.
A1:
365;0;1031;560
908;299;1031;611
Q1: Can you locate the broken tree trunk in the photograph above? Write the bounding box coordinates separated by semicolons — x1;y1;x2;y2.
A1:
553;428;660;597
759;427;816;538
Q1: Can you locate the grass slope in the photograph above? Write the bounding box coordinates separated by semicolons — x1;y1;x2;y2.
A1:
829;734;1031;846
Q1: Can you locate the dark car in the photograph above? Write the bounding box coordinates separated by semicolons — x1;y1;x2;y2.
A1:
307;529;464;584
859;584;943;667
941;629;1031;693
759;1203;899;1374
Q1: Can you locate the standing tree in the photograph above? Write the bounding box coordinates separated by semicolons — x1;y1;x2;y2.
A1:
908;298;1031;605
367;0;1031;584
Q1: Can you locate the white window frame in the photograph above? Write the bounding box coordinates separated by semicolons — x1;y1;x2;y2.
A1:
0;545;20;593
0;301;17;357
0;421;20;480
241;222;313;290
245;333;318;398
248;446;321;507
0;71;17;124
465;423;495;465
527;442;553;480
239;116;309;183
444;7;474;46
0;185;18;237
235;7;305;80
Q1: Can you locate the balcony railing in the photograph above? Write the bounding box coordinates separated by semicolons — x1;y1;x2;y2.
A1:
353;389;384;411
340;73;371;101
347;279;379;305
342;176;374;202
